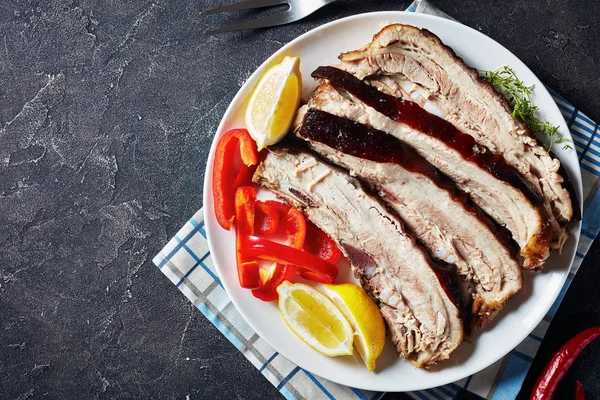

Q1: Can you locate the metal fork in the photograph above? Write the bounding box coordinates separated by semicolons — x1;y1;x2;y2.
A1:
201;0;339;34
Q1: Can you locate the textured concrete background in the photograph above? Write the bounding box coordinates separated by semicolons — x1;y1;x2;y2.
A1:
0;1;598;399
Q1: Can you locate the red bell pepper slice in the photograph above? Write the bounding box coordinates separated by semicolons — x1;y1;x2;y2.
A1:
296;268;331;283
253;200;305;300
281;207;306;249
255;201;280;236
260;200;306;248
251;264;297;302
235;186;256;236
232;163;256;189
238;261;260;289
239;236;338;283
303;222;341;264
234;186;260;288
263;200;291;214
531;326;600;400
212;129;259;230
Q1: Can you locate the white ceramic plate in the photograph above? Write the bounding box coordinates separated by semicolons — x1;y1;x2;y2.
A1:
203;12;583;392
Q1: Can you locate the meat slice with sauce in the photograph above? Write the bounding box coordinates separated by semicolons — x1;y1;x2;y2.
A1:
294;107;523;328
307;68;552;269
253;145;464;367
336;23;579;250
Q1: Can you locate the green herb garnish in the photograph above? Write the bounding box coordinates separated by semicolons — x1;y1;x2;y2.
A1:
481;66;572;151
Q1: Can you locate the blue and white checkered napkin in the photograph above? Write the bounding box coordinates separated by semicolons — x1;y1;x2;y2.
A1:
153;1;600;398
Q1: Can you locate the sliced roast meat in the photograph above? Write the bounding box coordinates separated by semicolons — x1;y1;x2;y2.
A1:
337;23;578;249
253;146;464;367
307;71;552;269
295;108;523;327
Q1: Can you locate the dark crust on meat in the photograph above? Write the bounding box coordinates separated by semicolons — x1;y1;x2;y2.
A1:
288;187;317;208
471;291;516;330
340;23;580;222
311;66;552;268
296;108;517;330
297;107;520;255
311;66;544;207
520;221;553;270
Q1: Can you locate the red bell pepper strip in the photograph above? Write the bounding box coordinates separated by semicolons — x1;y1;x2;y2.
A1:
234;186;260;288
303;222;341;264
235;186;256;236
238;261;261;289
255;201;280;236
255;200;306;247
254;200;305;300
575;381;585;400
232;163;256;189
251;264;297;301
212;129;259;230
531;327;600;400
296;268;331;283
280;207;306;249
239;236;338;283
263;200;291;214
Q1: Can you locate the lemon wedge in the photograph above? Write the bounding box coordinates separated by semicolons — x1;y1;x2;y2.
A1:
245;56;302;150
318;283;386;372
277;282;353;357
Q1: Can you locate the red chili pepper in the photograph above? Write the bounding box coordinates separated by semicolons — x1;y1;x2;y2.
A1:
234;186;260;289
531;327;600;400
303;222;341;264
212;129;259;230
239;236;339;283
251;264;297;302
575;381;585;400
255;201;280;236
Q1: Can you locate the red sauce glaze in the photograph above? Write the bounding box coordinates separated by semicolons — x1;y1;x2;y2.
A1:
298;108;517;254
311;66;543;206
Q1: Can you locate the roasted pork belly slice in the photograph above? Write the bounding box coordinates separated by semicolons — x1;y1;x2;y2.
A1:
337;23;579;249
253;146;464;367
295;108;523;327
307;71;552;269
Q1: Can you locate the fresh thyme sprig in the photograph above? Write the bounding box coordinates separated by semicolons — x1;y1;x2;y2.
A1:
481;66;572;151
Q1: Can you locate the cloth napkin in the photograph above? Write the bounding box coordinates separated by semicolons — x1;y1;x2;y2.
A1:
152;1;600;398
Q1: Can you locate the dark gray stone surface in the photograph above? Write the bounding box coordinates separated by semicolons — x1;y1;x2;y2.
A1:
0;1;598;399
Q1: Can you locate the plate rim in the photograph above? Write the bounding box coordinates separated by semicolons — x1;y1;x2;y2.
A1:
202;10;583;391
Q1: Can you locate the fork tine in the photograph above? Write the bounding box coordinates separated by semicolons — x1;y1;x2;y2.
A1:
200;0;288;15
206;12;296;34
